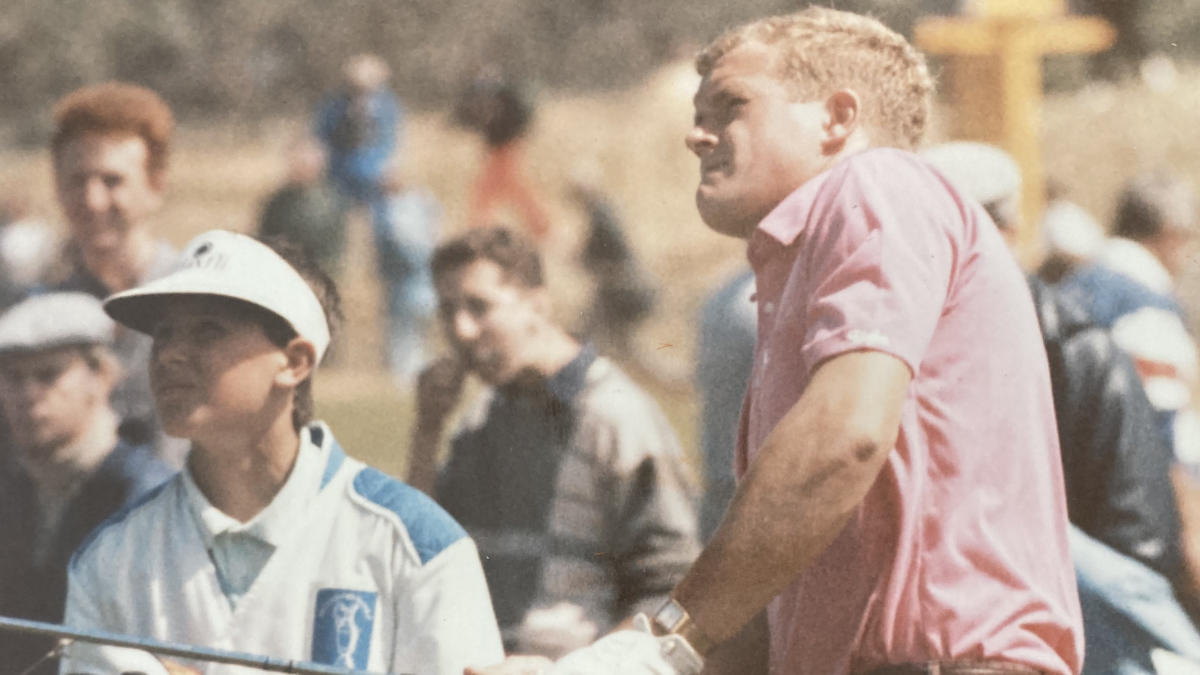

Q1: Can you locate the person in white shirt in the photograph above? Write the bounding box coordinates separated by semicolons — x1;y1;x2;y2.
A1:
60;230;503;674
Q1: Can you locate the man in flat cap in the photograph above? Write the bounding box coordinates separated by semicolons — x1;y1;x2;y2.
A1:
0;292;173;674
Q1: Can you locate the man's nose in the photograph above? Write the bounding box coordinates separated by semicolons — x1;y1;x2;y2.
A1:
450;311;481;344
685;125;716;157
152;333;189;367
83;178;110;213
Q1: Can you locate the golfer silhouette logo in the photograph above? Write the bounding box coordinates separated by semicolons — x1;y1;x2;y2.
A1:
312;588;377;668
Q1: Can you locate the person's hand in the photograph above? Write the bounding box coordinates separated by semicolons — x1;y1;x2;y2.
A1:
159;658;202;674
464;654;554;675
545;614;703;675
416;355;467;430
515;602;600;658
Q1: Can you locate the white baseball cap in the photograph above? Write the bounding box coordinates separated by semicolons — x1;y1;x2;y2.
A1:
0;292;115;356
104;230;331;362
1041;200;1104;261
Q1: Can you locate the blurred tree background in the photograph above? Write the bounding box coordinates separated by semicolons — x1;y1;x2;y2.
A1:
5;0;1200;474
7;0;1198;144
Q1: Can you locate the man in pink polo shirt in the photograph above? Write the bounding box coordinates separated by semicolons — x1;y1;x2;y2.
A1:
471;8;1083;675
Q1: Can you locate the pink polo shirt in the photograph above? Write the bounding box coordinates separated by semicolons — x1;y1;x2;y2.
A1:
737;148;1082;674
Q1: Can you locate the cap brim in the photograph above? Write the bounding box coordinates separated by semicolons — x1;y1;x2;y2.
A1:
103;266;294;336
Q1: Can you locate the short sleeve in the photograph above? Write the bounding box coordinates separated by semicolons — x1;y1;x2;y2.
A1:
392;538;505;673
60;563;166;674
797;154;957;376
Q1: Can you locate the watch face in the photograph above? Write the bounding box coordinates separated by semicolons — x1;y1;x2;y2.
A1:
655;600;686;630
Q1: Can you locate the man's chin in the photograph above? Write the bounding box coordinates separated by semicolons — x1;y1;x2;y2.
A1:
75;224;129;254
696;196;754;240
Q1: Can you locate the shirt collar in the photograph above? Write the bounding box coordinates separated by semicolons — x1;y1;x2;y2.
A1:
498;344;596;406
183;423;330;550
746;161;840;272
1098;237;1173;294
544;344;596;405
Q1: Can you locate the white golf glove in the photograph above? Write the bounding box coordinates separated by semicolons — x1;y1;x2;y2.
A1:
547;614;704;675
60;641;171;675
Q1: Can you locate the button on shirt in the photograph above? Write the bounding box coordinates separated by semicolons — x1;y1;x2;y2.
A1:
739;148;1082;674
182;428;325;606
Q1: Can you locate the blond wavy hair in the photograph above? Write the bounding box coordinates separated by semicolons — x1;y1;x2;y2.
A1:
696;7;933;149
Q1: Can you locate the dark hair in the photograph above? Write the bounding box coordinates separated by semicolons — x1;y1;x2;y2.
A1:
51;82;174;179
256;235;344;431
431;225;543;288
1112;170;1196;241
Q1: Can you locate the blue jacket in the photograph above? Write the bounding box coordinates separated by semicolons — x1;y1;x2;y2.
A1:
314;88;402;200
0;439;174;673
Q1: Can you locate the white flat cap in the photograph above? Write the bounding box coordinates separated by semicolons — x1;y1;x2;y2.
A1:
0;292;115;356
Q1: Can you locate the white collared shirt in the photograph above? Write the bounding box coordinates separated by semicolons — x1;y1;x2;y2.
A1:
181;426;324;606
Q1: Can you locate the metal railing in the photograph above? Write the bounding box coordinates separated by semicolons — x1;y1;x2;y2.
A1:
0;615;395;675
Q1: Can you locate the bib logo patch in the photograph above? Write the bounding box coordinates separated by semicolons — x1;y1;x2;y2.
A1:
312;588;377;668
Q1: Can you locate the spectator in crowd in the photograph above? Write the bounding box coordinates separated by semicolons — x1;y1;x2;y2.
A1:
61;231;502;674
45;82;185;465
0;292;172;675
314;53;400;213
315;55;440;378
409;226;700;659
570;168;658;360
481;8;1082;674
694;268;755;542
0;196;56;311
455;67;551;240
1036;183;1105;284
1056;171;1200;474
258;137;348;276
925;140;1200;674
373;167;440;386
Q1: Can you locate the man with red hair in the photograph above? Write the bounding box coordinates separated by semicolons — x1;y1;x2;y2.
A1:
47;82;184;464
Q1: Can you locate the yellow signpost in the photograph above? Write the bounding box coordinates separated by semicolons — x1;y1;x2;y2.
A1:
915;0;1115;260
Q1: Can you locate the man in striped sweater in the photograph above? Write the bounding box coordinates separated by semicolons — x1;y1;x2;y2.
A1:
409;225;701;660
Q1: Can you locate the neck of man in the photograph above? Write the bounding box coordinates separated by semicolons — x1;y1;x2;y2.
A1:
526;327;583;380
187;405;303;523
82;227;155;294
20;406;119;509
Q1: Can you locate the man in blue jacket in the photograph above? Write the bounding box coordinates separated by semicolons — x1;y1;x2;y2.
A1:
0;292;173;674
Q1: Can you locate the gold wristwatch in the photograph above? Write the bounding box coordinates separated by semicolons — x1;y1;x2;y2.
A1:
651;597;716;656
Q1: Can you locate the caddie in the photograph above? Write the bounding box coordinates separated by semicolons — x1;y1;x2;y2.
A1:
60;230;503;674
477;7;1083;675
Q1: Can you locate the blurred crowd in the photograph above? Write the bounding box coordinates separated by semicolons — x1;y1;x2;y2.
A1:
1;3;1200;674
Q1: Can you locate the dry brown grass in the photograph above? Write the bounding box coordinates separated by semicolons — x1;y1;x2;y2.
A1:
4;60;1200;475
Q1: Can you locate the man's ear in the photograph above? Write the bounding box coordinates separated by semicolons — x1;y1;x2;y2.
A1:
275;338;317;388
147;165;168;193
822;89;861;154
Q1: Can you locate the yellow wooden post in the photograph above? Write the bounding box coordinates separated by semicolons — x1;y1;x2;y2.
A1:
915;1;1114;263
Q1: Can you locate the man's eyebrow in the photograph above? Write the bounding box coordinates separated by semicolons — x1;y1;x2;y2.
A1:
707;82;752;106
